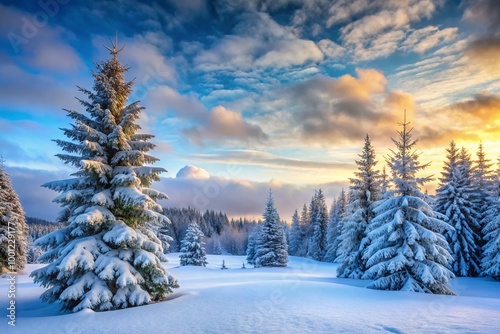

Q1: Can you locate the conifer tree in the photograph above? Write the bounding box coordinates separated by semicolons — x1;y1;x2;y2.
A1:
31;39;178;312
307;189;329;261
0;161;27;272
288;210;302;256
294;204;308;256
324;189;347;262
482;158;500;279
254;190;288;267
336;134;380;278
434;143;481;276
473;143;493;243
179;222;208;267
246;226;259;265
362;116;455;295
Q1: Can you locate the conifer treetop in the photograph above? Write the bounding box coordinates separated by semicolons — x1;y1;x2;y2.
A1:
102;32;126;57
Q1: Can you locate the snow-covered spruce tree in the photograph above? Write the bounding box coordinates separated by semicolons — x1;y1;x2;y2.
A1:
473;143;494;244
434;143;481;277
295;203;309;257
362;117;455;295
0;162;27;272
254;190;288;267
246;226;259;265
288;210;302;256
30;40;178;312
179;221;208;267
324;189;347;262
482;158;500;279
336;134;380;278
307;189;329;261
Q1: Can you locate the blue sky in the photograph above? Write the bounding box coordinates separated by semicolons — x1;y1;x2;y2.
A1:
1;0;500;221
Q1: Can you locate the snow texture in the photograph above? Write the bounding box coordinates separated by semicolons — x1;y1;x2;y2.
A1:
3;255;500;334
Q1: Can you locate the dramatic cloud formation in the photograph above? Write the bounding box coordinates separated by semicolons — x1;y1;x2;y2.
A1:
194;12;323;71
465;37;500;73
277;68;403;144
1;0;500;220
183;106;268;145
463;0;500;73
419;93;500;145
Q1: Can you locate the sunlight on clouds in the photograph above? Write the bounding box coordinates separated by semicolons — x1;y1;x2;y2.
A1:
176;165;211;179
183;106;268;146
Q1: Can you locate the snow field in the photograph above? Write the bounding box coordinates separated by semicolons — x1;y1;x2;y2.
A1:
1;254;500;333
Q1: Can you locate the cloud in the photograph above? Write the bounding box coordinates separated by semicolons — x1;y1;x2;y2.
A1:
183;106;268;145
464;36;500;73
176;165;210;179
0;5;86;116
0;4;83;72
5;166;68;221
188;150;354;171
8;162;347;223
463;0;500;31
463;0;500;73
276;68;404;144
144;85;206;118
418;93;500;145
0;62;81;113
403;26;458;54
194;12;323;70
124;84;268;146
158;167;346;220
317;39;345;59
334;0;443;61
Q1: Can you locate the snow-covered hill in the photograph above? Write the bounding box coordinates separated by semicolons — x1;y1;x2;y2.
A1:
2;254;500;333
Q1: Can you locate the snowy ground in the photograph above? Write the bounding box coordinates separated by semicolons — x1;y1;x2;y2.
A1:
1;254;500;333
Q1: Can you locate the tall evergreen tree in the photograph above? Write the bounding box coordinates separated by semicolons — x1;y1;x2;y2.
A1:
482;158;500;279
324;189;347;262
254;190;288;267
362;116;455;295
304;191;319;256
31;40;178;312
336;134;380;278
288;210;302;256
434;142;481;276
307;189;329;261
179;222;208;267
0;161;27;272
294;204;309;256
246;229;258;265
473;143;493;243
